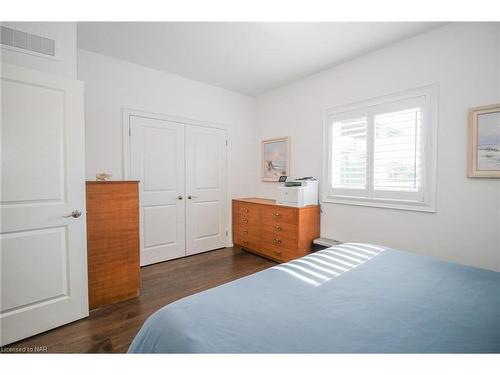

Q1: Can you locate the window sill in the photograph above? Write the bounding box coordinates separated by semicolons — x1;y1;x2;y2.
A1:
322;196;436;213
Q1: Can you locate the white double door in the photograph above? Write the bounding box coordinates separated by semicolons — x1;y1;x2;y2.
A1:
1;65;88;346
128;115;228;266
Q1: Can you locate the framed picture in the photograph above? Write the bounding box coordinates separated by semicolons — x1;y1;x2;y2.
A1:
468;103;500;178
261;136;290;182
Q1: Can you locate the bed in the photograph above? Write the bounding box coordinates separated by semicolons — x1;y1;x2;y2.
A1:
128;243;500;353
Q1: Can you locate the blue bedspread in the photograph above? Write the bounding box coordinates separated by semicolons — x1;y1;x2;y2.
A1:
128;243;500;353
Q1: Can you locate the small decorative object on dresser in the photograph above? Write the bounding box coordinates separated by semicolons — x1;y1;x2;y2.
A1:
232;198;320;262
95;172;112;181
86;181;140;309
468;103;500;178
262;137;290;182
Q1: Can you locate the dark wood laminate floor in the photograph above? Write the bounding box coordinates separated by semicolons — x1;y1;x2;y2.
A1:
3;247;275;353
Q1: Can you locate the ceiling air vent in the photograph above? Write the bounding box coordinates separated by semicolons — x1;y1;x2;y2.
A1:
1;26;56;57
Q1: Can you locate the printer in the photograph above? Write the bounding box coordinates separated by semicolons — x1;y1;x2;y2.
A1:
276;177;319;207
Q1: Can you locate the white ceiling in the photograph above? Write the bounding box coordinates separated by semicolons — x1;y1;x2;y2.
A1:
77;22;445;96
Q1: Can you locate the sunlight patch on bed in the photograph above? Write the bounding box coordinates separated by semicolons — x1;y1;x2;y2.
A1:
306;256;349;272
308;253;351;271
315;251;358;268
321;249;365;263
334;248;371;259
293;259;340;276
273;243;385;287
274;266;321;286
348;243;386;252
337;244;378;255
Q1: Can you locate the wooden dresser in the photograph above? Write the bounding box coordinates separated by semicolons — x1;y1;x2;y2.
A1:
86;181;140;310
232;198;320;263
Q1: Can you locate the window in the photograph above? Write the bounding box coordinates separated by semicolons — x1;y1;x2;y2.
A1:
323;85;437;211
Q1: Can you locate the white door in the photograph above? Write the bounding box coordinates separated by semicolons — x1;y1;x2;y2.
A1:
0;64;88;346
185;125;228;256
129;116;186;266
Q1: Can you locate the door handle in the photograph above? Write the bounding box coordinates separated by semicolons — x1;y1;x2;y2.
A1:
188;195;198;200
63;210;82;218
177;195;183;200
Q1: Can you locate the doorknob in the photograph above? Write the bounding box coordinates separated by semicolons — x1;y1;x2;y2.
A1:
63;210;82;218
187;195;198;200
177;195;183;200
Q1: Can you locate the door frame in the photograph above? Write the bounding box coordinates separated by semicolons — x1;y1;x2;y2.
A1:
122;107;233;250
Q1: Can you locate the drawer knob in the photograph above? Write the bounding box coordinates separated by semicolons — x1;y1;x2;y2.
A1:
243;230;248;234
243;208;249;213
273;238;282;244
273;251;282;257
242;219;248;224
243;240;249;245
274;226;282;231
274;213;281;217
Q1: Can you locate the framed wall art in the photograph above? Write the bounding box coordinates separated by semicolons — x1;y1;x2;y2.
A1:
468;103;500;178
261;136;290;182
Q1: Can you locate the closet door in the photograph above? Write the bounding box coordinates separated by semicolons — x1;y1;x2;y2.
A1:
185;126;228;256
129;116;186;266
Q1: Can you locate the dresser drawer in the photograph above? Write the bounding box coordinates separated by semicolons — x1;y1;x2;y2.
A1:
233;213;259;228
261;229;298;251
261;221;298;240
260;205;298;225
233;232;260;249
233;201;259;217
234;225;260;238
258;243;295;262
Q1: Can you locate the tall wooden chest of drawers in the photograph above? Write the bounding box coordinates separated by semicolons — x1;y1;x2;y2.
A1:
232;198;320;262
86;181;140;310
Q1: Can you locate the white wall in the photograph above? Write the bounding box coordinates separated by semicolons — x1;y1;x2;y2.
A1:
0;22;77;78
255;23;500;271
3;22;498;271
77;49;257;198
497;24;500;263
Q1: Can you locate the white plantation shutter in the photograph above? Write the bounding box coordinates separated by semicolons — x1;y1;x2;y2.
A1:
374;108;421;192
324;85;437;211
331;117;367;189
